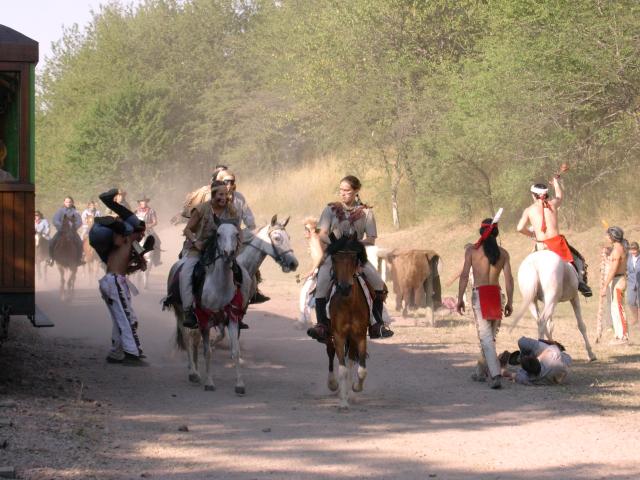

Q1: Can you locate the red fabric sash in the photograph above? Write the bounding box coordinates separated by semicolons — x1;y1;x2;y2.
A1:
475;285;503;321
542;235;574;263
194;288;245;330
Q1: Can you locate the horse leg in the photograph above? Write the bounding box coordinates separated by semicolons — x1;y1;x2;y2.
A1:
202;327;215;391
352;336;367;393
58;266;65;300
327;341;338;392
186;328;200;384
228;322;245;395
333;333;349;410
570;296;597;361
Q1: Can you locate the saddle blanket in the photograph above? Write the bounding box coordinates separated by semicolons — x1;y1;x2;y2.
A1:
326;275;392;325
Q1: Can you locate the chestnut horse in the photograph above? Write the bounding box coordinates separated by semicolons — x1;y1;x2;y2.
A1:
325;235;370;410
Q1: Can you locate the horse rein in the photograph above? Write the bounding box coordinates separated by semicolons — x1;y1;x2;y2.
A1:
245;225;293;267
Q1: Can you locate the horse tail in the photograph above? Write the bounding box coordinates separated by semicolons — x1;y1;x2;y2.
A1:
508;257;539;334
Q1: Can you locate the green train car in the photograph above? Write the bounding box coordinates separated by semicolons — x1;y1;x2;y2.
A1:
0;24;52;341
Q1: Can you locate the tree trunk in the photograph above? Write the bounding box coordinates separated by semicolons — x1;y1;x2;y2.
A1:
391;187;400;228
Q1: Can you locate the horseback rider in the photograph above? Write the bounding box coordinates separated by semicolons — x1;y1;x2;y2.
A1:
218;169;270;304
80;200;101;239
34;210;51;239
135;196;162;266
457;215;514;390
178;167;269;304
180;180;241;329
516;176;592;297
307;175;394;343
48;196;84;266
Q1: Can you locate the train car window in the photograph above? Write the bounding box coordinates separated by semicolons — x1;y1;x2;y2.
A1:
0;72;20;183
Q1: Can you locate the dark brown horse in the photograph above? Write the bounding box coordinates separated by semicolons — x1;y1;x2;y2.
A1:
325;235;370;410
35;232;50;280
82;213;99;278
52;217;81;300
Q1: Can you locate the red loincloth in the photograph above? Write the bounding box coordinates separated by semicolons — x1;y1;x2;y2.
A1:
542;235;574;263
475;285;503;321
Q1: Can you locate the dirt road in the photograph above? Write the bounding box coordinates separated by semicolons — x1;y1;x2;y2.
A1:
2;261;640;479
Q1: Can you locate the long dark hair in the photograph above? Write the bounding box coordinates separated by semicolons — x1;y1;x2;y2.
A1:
480;218;500;266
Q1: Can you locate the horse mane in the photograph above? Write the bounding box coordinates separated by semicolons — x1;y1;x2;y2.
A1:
200;234;219;266
326;233;367;265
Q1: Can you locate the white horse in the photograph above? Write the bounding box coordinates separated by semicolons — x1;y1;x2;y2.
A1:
168;215;298;394
510;250;596;361
170;222;241;392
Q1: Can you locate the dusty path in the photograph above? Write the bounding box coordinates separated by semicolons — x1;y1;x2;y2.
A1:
2;264;640;479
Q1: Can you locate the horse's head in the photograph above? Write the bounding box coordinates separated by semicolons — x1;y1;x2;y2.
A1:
216;221;240;264
256;214;299;273
327;233;366;296
201;216;239;267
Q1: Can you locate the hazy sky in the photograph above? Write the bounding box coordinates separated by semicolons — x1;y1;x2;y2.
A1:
2;0;140;67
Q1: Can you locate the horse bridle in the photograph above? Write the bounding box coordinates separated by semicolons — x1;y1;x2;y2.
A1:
246;225;293;267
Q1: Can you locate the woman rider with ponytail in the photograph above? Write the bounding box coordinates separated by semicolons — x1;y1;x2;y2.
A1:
307;175;394;343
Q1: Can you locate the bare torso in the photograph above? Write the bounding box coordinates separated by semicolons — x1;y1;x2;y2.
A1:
106;236;134;275
523;202;560;241
611;243;627;276
470;246;509;286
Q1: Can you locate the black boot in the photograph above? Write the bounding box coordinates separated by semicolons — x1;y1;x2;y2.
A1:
183;307;198;329
369;292;394;339
578;282;593;297
250;289;271;304
307;298;330;344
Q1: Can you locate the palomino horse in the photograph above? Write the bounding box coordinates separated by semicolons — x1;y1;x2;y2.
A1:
51;217;82;301
510;250;596;361
168;214;298;394
325;234;370;410
82;213;99;277
35;232;50;280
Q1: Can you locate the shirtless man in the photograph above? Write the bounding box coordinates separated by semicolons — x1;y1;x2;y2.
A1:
603;226;629;343
516;177;592;297
457;217;514;389
98;219;147;364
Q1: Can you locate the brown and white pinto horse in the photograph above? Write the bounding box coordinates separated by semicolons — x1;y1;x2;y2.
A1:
325;234;370;410
51;217;82;300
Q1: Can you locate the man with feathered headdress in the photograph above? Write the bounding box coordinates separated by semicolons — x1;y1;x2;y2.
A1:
457;213;514;390
517;176;592;297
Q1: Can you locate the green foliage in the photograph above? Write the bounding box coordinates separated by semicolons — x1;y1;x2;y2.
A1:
35;0;640;227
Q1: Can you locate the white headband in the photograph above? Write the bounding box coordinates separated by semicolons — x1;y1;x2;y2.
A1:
530;185;548;196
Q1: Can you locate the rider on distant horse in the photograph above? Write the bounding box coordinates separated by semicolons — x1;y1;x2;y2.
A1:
180;180;241;329
81;200;101;239
49;196;83;265
135;195;162;266
307;175;394;344
516;177;592;297
35;210;51;239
